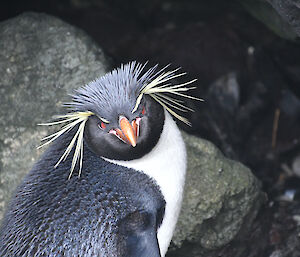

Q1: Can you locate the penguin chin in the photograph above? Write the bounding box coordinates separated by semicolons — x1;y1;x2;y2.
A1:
84;102;165;161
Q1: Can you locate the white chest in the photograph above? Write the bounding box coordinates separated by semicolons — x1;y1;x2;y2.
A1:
104;111;186;256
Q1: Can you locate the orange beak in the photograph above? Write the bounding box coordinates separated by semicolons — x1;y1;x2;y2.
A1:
119;116;137;147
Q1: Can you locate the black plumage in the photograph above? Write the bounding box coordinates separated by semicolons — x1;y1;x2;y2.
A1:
0;131;165;257
0;62;199;256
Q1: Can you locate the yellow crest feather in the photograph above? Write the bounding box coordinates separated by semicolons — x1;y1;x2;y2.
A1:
132;67;202;125
38;111;94;179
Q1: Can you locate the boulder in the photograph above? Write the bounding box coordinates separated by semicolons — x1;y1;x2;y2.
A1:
170;132;265;254
0;12;110;221
239;0;300;39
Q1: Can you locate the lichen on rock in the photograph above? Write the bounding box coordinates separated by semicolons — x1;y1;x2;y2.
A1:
171;132;265;252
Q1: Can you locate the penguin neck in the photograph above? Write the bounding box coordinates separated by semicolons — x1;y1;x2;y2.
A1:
104;110;187;256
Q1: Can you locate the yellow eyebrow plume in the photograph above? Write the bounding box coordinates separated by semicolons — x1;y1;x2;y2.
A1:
132;67;203;125
38;111;94;179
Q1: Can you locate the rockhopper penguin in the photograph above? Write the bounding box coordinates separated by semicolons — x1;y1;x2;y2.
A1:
0;62;200;257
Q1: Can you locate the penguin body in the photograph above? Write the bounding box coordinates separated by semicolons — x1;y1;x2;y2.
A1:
0;131;165;257
0;62;198;256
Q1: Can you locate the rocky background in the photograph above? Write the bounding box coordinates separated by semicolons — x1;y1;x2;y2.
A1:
0;1;300;257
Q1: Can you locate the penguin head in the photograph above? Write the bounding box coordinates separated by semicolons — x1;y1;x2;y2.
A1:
39;62;201;177
69;62;167;160
83;93;164;160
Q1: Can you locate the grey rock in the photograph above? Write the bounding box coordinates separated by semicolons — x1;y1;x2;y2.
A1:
239;0;300;40
0;12;110;221
268;0;300;37
171;132;264;251
0;11;264;255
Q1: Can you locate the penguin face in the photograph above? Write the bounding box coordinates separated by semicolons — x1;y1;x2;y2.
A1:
39;62;200;177
84;95;164;160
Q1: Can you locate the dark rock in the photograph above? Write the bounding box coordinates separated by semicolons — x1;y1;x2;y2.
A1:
116;22;247;89
267;0;300;37
239;0;300;39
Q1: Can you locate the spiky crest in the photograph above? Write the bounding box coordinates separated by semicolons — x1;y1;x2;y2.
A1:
39;62;202;178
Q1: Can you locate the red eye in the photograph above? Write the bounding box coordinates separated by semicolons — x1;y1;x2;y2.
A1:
100;122;106;129
142;107;146;115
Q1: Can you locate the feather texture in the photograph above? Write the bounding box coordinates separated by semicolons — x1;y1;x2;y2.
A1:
38;62;202;177
38;111;94;178
131;66;202;125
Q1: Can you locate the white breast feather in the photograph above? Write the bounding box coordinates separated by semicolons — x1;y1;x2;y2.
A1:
104;110;186;256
